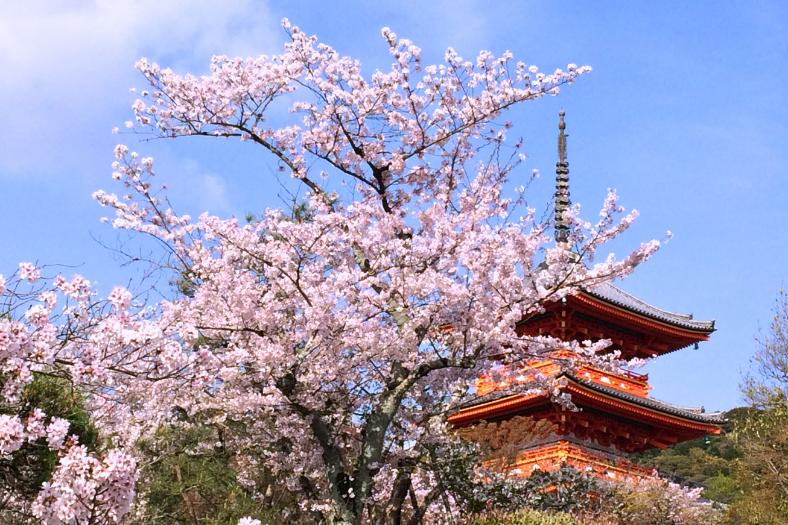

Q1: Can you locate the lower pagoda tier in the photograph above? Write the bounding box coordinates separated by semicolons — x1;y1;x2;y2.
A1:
448;370;724;480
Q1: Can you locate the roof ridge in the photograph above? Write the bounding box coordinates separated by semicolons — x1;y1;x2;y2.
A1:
594;283;695;319
568;375;726;424
585;282;715;332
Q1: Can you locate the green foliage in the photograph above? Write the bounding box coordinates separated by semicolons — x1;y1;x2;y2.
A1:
20;374;99;448
701;474;738;506
631;290;788;523
468;508;581;525
411;439;532;516
631;415;739;503
0;374;99;501
725;397;788;524
725;290;788;523
132;423;292;525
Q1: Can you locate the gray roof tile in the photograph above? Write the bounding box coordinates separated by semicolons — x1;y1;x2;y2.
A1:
586;283;715;333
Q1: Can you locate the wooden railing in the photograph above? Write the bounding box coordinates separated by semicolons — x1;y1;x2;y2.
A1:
476;352;650;397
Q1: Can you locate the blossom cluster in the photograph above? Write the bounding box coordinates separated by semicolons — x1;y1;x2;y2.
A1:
32;443;138;525
613;477;722;524
0;409;69;455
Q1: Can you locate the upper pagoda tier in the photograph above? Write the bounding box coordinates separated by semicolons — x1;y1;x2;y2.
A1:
516;282;715;360
535;112;715;360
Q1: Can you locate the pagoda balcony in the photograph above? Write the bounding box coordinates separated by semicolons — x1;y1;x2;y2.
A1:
476;353;650;398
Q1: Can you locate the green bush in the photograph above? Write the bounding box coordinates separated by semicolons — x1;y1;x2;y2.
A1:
0;375;99;499
131;423;293;525
468;509;581;525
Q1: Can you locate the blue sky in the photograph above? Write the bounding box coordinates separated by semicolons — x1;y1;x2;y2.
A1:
1;1;786;411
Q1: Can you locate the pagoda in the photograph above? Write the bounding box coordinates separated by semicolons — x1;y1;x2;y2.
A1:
448;113;724;482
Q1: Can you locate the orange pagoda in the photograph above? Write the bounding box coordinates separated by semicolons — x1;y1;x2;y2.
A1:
448;113;723;482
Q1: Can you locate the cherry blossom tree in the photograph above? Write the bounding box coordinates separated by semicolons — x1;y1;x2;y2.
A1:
0;270;138;524
604;477;722;525
1;20;661;524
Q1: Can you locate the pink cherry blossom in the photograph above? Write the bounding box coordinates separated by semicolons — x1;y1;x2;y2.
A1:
25;408;48;440
107;286;133;311
18;262;40;283
45;417;70;450
32;444;138;525
0;414;25;455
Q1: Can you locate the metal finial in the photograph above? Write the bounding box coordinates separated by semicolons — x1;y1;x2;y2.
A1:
555;111;570;244
558;111;567;162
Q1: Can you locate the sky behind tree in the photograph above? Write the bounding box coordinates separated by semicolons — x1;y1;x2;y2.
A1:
1;0;786;411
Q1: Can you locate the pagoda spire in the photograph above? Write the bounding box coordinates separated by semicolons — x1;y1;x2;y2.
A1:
554;111;571;244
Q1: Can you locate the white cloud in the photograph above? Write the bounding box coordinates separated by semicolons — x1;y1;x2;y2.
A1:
0;0;281;177
164;158;234;216
412;0;493;56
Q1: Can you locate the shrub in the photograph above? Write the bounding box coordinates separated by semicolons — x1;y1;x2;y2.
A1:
468;508;581;525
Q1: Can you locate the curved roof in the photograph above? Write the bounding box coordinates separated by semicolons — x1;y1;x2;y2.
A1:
585;283;715;333
570;374;725;424
451;374;725;426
